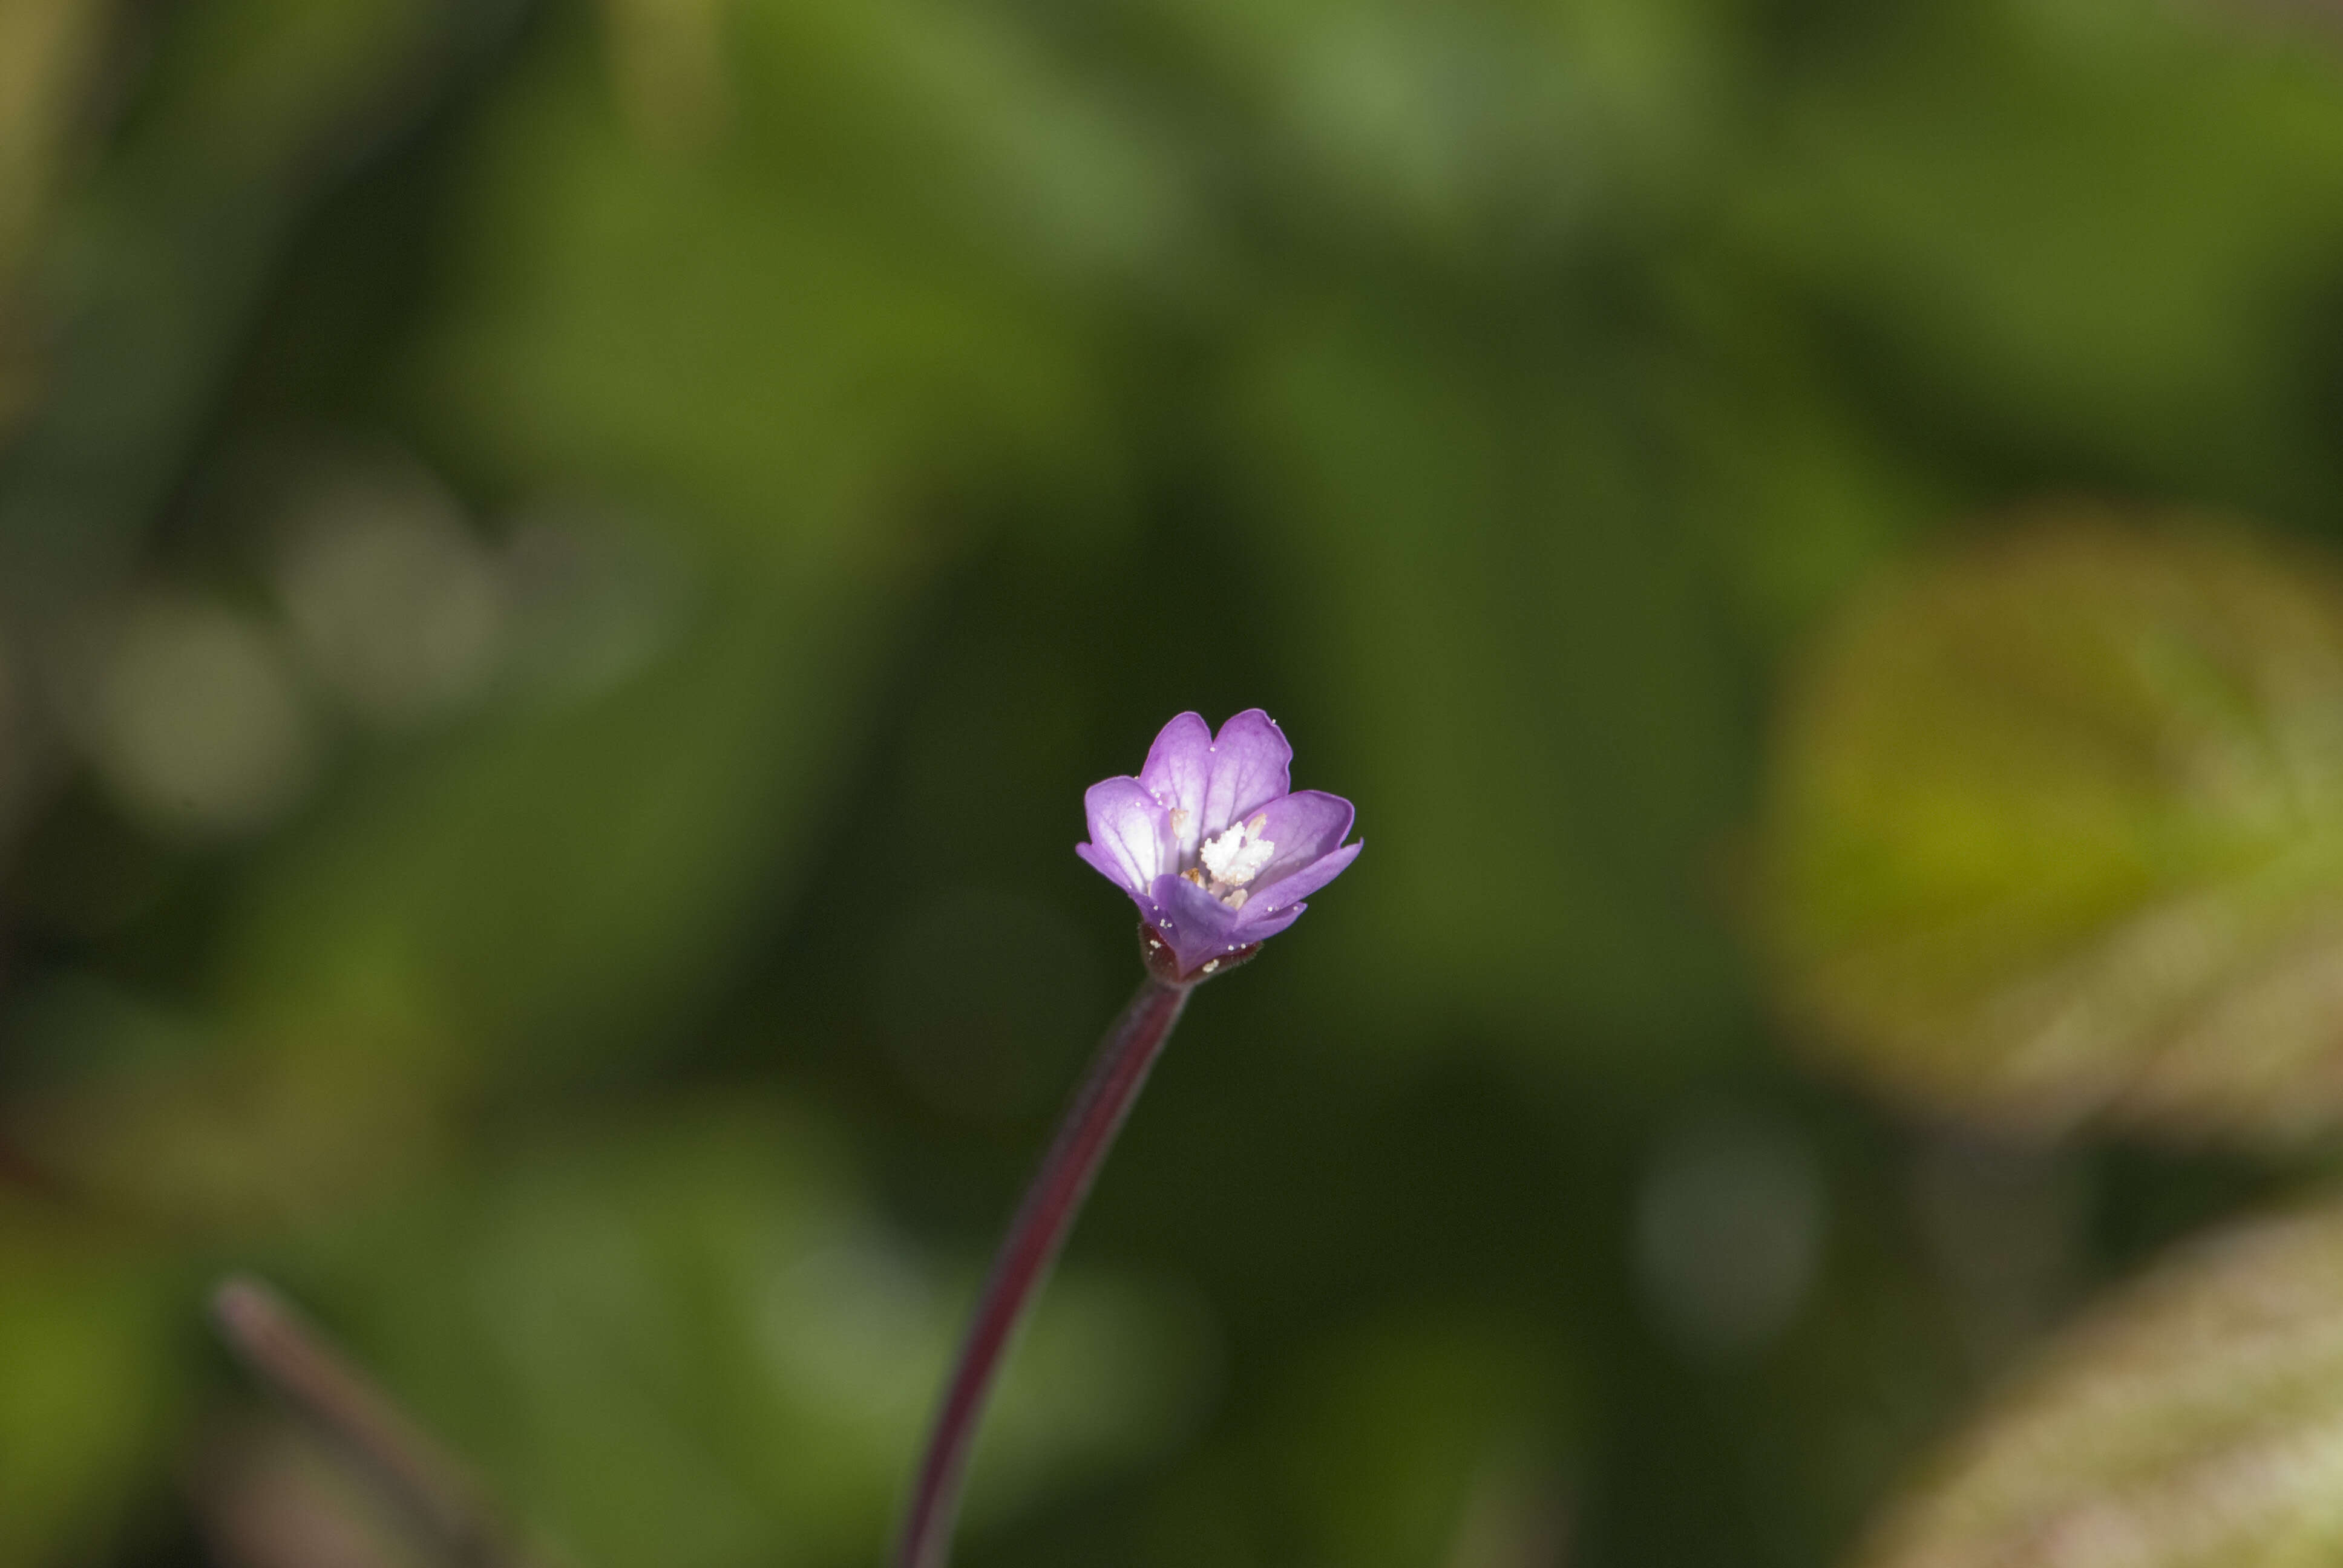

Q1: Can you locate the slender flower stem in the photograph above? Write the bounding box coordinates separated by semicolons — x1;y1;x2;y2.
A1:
894;972;1193;1568
211;1275;540;1568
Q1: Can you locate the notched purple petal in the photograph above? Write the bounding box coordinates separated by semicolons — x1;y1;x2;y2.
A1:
1139;713;1211;812
1079;777;1170;895
1246;790;1355;887
1202;709;1293;835
1139;711;1212;863
1075;842;1139;899
1248;839;1361;916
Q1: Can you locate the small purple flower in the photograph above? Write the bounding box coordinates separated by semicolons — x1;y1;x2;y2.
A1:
1078;710;1361;981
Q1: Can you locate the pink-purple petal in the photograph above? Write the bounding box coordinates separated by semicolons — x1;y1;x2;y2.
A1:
1139;711;1213;864
1147;872;1251;976
1230;900;1307;942
1247;839;1361;915
1201;709;1293;835
1244;789;1355;887
1075;841;1139;898
1079;777;1170;895
1139;713;1212;812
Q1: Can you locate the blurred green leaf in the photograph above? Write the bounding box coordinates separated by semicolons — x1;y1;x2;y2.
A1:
1760;508;2343;1143
1654;272;1954;644
221;566;885;1085
7;568;903;1232
0;0;511;597
1268;1312;1576;1568
0;1207;179;1568
412;0;1152;547
1733;4;2343;509
1144;0;1736;254
120;0;482;180
1244;309;1746;1050
1858;1195;2343;1568
0;0;107;431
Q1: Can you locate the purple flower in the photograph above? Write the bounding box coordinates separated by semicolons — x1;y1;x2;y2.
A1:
1078;710;1361;981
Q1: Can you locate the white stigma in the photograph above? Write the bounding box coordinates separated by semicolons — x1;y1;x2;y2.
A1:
1199;814;1276;890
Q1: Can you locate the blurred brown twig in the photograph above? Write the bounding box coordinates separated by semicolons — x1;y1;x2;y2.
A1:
211;1276;548;1568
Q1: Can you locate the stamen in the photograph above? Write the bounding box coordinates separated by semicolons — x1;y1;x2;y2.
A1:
1199;814;1276;897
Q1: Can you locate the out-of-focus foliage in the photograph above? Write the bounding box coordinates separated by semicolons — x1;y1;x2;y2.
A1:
12;0;2343;1565
0;1207;180;1567
1270;1313;1576;1568
1858;1197;2343;1568
1760;514;2343;1146
281;1103;1208;1568
0;0;106;425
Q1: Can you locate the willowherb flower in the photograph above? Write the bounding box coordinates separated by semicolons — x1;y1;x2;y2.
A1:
1078;710;1361;981
894;710;1359;1568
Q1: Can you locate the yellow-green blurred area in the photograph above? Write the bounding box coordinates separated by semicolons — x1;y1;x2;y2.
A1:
21;0;2343;1565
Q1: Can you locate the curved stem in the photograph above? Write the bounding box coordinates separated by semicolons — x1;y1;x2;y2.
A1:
211;1275;540;1568
893;973;1191;1568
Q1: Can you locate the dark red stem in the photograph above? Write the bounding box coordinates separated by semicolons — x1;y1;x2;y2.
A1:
893;972;1192;1568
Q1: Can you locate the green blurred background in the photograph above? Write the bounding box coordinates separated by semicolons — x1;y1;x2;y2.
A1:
16;1;2343;1565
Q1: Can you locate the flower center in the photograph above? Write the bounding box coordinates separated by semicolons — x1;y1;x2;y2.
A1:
1182;814;1274;909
